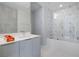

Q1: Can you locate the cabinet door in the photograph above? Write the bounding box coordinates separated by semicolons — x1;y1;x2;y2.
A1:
32;37;41;57
0;46;3;57
19;39;32;57
1;42;19;57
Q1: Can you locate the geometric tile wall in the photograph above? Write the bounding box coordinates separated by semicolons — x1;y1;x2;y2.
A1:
45;8;53;39
50;6;79;41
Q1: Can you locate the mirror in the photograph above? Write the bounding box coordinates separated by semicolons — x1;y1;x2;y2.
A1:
0;4;17;34
0;2;31;34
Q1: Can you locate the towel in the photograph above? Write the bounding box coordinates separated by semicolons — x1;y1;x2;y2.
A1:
4;35;15;42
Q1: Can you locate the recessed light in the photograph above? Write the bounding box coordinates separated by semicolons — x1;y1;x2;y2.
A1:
59;4;63;7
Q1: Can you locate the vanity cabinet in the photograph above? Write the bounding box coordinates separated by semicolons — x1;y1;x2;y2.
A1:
32;37;41;57
0;42;19;57
0;37;41;57
19;39;32;57
19;37;41;57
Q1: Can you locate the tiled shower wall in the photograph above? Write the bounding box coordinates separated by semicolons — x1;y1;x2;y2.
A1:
44;8;53;39
52;5;79;41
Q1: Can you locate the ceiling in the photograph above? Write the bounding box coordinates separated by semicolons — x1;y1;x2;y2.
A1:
0;2;79;12
31;2;41;12
35;2;79;11
0;2;30;10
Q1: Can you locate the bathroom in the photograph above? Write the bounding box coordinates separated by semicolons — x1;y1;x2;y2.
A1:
0;2;79;57
31;2;79;57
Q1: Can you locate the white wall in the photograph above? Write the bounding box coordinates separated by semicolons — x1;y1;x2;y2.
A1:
31;7;44;45
17;3;31;32
17;8;31;32
31;3;53;45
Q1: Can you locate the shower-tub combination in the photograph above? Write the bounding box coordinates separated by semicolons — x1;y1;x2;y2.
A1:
31;2;79;57
45;3;79;57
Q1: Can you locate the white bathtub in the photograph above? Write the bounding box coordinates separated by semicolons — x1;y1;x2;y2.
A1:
45;39;79;57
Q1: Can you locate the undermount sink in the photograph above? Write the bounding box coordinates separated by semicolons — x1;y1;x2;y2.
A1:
0;32;39;46
11;32;32;38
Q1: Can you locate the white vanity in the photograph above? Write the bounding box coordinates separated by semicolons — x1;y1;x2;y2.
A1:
0;32;41;57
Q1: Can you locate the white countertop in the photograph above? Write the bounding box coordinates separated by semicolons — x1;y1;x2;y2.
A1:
0;32;39;46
